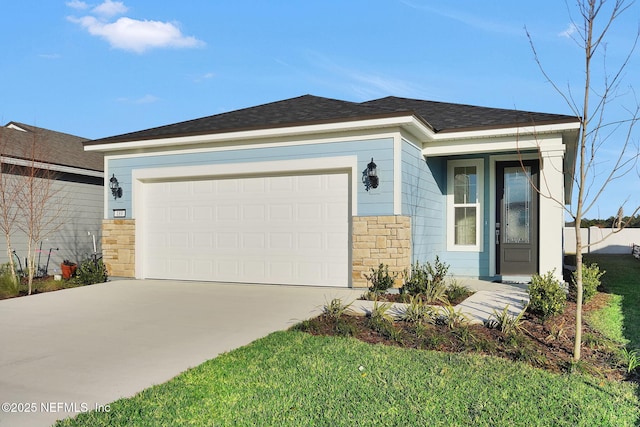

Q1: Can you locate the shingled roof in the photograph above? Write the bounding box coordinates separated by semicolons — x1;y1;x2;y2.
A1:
1;122;103;172
85;95;579;145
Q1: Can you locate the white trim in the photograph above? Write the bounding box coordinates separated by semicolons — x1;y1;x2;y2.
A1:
423;132;573;157
86;116;431;152
86;116;579;155
0;155;104;178
446;158;484;252
429;122;580;142
103;157;109;218
393;135;402;214
100;131;400;161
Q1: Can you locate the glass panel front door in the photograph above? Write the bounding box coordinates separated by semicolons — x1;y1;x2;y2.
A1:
496;161;538;276
504;166;531;244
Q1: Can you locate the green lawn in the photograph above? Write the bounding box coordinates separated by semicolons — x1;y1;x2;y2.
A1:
584;254;640;349
55;331;638;427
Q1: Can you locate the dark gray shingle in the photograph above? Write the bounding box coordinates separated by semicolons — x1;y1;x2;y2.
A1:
85;94;579;145
1;123;103;172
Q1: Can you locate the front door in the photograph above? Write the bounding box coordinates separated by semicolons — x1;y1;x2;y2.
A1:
496;161;539;276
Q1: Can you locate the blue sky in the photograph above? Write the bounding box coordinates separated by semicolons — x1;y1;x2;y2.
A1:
1;0;639;218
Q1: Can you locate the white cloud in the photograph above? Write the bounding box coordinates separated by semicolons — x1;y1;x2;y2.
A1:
67;1;205;53
66;0;89;10
92;0;128;18
559;23;578;38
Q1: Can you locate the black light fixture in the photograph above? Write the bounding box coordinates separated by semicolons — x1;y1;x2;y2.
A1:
363;157;379;191
109;174;123;199
367;158;379;188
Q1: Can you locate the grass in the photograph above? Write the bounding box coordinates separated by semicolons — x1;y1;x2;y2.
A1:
55;331;639;427
584;254;640;349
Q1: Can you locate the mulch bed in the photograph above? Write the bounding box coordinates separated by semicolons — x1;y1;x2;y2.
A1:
297;291;638;383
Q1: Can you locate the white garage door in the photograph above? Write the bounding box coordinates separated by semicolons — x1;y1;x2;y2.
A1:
141;172;350;286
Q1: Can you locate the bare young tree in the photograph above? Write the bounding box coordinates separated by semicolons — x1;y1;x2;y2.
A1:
527;0;640;360
16;132;66;295
0;135;23;285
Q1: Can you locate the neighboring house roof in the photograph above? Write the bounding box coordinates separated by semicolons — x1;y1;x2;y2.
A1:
1;122;103;172
84;95;580;145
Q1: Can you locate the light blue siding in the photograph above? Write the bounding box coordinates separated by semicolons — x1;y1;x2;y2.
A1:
107;138;395;218
401;140;445;263
438;154;492;278
402;145;493;278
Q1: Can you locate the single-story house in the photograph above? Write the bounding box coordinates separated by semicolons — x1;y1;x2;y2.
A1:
0;122;104;272
84;95;580;287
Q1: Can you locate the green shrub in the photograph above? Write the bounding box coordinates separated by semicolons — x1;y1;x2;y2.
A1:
436;304;469;329
323;298;353;319
366;301;398;339
527;270;566;318
570;263;605;303
0;263;19;298
398;295;435;324
486;304;527;336
446;279;472;303
619;348;640;374
402;256;450;303
75;258;108;285
364;263;396;294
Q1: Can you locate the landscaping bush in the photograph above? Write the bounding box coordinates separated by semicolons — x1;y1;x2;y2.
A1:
570;263;605;303
527;270;566;318
446;279;472;304
402;256;449;303
364;263;396;294
75;258;108;285
322;298;353;319
0;262;19;298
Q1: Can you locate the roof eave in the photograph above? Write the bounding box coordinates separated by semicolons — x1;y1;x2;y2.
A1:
85;114;435;152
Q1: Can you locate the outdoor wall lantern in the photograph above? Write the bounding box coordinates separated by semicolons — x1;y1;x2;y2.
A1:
109;174;123;199
363;158;379;191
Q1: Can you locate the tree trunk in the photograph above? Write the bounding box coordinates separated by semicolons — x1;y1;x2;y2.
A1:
573;222;583;361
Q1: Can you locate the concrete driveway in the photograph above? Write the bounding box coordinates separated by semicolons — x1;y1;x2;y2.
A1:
0;280;361;427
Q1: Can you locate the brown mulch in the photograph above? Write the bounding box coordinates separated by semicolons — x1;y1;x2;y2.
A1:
298;291;638;383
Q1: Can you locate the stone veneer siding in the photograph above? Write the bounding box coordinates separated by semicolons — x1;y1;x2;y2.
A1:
352;215;411;288
102;219;135;278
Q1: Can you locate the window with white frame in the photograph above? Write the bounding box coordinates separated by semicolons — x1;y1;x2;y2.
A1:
447;159;483;251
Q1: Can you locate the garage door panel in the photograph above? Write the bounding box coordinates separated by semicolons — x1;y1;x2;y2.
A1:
142;172;349;286
193;206;213;221
268;176;294;192
193;181;213;193
242;205;265;221
217;180;239;193
169;206;190;221
242;177;266;193
216;205;239;221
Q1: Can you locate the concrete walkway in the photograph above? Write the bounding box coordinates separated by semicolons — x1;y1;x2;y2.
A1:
351;279;530;324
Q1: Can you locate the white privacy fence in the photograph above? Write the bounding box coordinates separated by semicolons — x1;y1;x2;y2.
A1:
564;227;640;254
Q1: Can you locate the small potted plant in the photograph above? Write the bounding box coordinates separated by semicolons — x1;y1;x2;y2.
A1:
61;260;77;279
